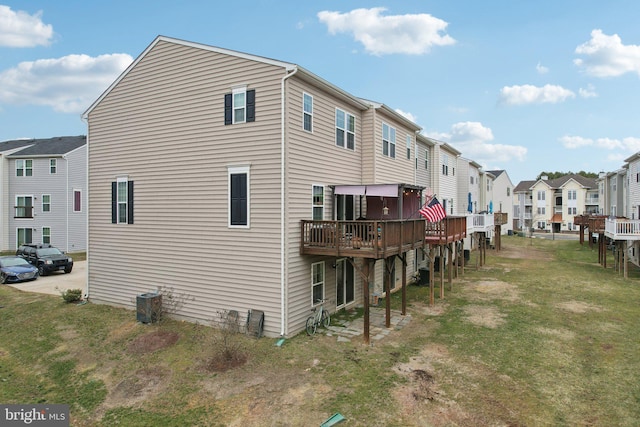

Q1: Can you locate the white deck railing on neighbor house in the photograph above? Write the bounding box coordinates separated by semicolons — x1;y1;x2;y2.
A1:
605;218;640;241
466;213;494;234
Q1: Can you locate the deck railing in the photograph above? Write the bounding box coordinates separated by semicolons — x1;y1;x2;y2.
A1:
300;219;426;259
466;213;494;233
425;216;467;244
494;212;508;226
605;218;640;240
588;216;606;233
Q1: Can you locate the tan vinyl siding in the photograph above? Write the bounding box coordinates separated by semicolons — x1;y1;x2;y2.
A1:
371;111;416;184
283;77;365;334
88;41;286;335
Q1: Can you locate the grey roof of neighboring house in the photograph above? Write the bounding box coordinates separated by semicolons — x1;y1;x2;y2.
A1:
513;174;597;193
3;136;86;157
514;180;536;192
487;169;505;178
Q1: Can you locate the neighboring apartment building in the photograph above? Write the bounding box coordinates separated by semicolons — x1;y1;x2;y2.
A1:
0;136;86;252
457;157;481;215
513;174;597;233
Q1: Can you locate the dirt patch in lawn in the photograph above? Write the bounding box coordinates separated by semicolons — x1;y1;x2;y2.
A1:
556;301;604;314
463;279;521;303
127;330;180;354
463;304;506;328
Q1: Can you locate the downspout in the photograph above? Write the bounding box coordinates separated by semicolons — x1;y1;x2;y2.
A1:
280;66;299;336
64;154;69;252
81;117;90;300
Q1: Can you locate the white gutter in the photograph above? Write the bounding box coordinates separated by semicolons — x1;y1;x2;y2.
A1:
280;66;298;337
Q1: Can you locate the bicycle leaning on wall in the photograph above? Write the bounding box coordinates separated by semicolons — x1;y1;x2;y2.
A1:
306;299;331;335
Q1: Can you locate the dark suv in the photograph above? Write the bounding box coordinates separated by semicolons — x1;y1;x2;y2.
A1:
16;244;73;276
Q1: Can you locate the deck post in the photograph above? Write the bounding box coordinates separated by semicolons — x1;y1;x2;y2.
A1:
447;243;453;291
385;257;392;329
363;260;371;345
439;246;445;299
400;253;407;316
429;247;435;306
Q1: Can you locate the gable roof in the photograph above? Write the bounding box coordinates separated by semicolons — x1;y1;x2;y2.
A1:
487;170;505;178
83;35;369;119
4;136;86;157
514;180;536;192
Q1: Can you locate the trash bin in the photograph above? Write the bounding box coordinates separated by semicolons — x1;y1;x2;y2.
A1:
507;230;513;236
136;292;162;324
464;250;470;261
434;257;441;272
418;267;430;285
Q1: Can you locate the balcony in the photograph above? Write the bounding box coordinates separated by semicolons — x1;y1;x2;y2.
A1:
425;216;466;245
494;212;508;226
14;206;33;219
466;213;494;233
605;218;640;241
300;219;426;259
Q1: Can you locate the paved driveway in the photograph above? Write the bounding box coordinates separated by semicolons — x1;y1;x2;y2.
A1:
8;261;86;296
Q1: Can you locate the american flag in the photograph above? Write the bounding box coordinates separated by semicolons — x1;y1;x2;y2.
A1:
419;197;446;223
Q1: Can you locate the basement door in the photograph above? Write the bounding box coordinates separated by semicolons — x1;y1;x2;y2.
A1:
336;258;355;309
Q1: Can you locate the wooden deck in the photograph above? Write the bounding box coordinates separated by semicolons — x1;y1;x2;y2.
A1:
605;218;640;241
300;219;426;259
494;212;508;226
425;216;467;245
588;216;606;233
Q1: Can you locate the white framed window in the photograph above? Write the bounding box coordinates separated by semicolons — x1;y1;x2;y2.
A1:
406;135;412;160
303;93;313;132
568;190;577;200
49;159;57;174
15;195;33;218
336;109;355;150
42;227;51;244
382;123;396;158
425;149;428;170
117;178;128;224
537;190;545;201
442;155;449;175
42;194;51;213
311;261;325;305
537;207;546;215
16;228;33;247
16;159;33;177
228;166;250;228
73;190;82;212
312;185;324;220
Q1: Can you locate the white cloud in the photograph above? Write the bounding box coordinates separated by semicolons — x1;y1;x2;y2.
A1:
317;7;455;55
574;29;640;77
536;62;549;74
395;108;417;123
499;84;575;105
560;135;640;152
426;121;527;164
0;53;133;113
578;84;597;98
0;5;53;47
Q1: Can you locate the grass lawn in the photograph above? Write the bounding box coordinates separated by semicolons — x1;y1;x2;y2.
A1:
1;236;639;426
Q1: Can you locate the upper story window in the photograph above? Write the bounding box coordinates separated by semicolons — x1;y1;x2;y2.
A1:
567;190;577;200
224;87;255;125
15;195;33;218
442;155;449;176
312;185;324;220
507;187;511;196
336;109;355;150
229;166;250;228
74;190;82;212
49;159;57;174
303;93;313;132
42;194;51;212
382;123;396;158
537;190;545;201
406;135;412;160
425;149;428;170
16;160;33;177
112;178;134;224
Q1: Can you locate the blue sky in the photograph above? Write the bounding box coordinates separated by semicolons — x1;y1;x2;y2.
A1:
1;1;640;184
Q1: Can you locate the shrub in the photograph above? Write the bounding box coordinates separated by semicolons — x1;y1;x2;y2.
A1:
61;288;83;303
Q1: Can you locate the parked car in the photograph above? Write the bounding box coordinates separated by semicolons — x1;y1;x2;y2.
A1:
0;256;39;284
16;244;73;276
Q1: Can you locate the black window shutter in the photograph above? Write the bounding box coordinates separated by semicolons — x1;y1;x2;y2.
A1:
111;182;117;223
246;89;255;122
224;93;232;125
230;173;247;225
127;180;134;224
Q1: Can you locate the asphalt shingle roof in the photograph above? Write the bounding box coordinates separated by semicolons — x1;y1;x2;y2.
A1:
2;136;86;157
